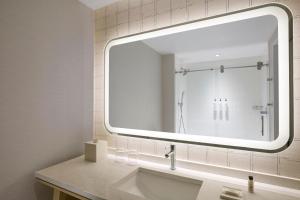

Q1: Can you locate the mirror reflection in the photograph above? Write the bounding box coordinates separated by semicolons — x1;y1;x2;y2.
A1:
109;15;279;142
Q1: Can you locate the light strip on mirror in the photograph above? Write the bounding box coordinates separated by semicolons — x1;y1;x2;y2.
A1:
104;4;292;152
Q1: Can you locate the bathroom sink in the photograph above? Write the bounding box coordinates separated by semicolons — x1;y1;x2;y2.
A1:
111;167;203;200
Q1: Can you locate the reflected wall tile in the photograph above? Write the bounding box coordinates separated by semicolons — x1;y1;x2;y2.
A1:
228;0;250;12
188;145;207;163
279;158;300;178
207;147;228;166
295;79;300;99
293;18;300;37
294;36;300;59
207;0;227;16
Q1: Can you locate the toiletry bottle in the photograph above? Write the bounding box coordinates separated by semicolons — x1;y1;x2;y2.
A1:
248;176;254;193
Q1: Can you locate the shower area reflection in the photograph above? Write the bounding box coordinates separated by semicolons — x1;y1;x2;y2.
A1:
175;58;277;141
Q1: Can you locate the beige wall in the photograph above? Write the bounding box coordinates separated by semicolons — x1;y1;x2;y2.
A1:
0;0;94;199
94;0;300;180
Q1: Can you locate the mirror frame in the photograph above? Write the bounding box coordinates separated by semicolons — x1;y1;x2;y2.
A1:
104;3;293;153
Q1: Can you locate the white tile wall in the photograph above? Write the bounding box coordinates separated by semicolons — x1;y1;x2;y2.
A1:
95;0;300;181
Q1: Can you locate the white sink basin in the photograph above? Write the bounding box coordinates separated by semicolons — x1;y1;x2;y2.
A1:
111;167;203;200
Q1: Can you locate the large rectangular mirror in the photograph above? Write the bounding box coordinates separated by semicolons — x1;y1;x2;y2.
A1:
105;4;293;152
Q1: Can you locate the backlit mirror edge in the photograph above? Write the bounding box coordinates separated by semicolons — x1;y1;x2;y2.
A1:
103;3;294;153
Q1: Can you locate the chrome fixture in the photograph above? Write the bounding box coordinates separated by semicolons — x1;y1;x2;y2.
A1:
165;145;176;170
175;61;268;76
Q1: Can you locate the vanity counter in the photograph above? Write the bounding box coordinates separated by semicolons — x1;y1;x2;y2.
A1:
35;155;300;200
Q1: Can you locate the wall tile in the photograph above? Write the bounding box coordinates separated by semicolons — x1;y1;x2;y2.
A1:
106;14;117;27
142;16;155;31
106;27;117;40
279;158;300;178
117;23;129;36
156;141;171;156
129;20;142;33
251;0;277;6
207;147;228;166
171;0;187;10
173;142;188;160
294;18;300;37
294;35;300;59
143;0;154;4
228;150;251;170
130;6;142;22
117;10;129;24
207;0;227;16
106;3;118;15
140;139;156;154
156;11;171;28
280;140;300;161
188;145;207;163
294;59;300;79
187;1;206;20
116;136;128;149
96;18;106;30
228;0;249;12
142;2;155;18
172;7;187;24
278;0;300;17
117;0;129;11
95;30;106;43
129;0;142;8
156;0;171;14
127;138;141;151
252;153;278;174
295;79;300;99
96;8;106;19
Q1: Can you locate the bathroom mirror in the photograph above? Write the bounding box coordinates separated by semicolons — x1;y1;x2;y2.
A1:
104;4;293;152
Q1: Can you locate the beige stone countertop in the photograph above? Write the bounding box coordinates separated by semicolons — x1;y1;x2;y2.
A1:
35;155;300;200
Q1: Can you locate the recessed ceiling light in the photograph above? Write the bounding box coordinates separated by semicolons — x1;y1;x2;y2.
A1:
215;54;220;57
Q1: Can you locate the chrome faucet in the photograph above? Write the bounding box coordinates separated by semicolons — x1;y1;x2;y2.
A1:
165;144;176;170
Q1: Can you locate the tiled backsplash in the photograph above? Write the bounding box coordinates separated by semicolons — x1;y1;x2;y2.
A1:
94;0;300;180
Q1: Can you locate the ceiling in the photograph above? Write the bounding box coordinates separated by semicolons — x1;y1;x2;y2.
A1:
78;0;117;9
142;15;277;64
